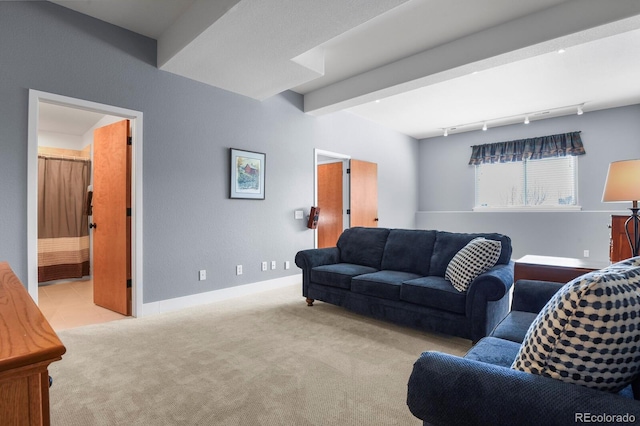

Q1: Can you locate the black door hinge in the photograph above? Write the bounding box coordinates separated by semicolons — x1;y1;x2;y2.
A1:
127;136;132;146
346;209;350;214
127;208;132;217
346;168;350;174
127;279;132;288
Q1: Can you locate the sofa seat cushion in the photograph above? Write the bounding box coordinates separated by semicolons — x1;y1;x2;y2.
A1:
465;336;522;368
512;257;640;393
351;270;421;301
399;276;466;315
311;263;378;290
490;311;538;344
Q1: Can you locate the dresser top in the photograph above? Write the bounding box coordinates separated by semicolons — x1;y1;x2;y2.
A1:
0;262;66;371
515;255;610;271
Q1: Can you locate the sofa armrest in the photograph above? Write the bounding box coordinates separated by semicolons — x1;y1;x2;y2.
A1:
407;351;640;426
465;262;514;342
295;247;340;297
467;262;514;303
511;279;564;313
294;247;339;270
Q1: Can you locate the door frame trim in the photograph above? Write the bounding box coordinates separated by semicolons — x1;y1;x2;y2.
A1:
28;89;144;317
314;149;350;248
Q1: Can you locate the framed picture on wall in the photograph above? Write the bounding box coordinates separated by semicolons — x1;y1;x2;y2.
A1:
230;148;266;199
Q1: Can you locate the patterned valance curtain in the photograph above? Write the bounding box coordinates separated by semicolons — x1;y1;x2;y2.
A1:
468;131;585;165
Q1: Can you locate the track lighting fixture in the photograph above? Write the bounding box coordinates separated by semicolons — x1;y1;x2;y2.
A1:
440;103;584;136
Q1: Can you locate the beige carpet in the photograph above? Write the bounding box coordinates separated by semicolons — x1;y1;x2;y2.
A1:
49;284;471;425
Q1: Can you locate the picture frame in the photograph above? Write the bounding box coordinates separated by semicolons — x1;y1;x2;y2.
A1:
230;148;266;199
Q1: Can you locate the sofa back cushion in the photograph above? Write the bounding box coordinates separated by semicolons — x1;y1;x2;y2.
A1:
381;229;437;276
337;227;390;269
429;231;512;277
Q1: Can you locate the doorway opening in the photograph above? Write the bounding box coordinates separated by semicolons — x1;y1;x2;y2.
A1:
27;90;144;325
314;149;350;248
314;149;380;249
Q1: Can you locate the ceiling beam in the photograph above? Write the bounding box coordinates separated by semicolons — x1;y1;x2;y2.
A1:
157;0;242;69
158;0;411;101
303;0;640;116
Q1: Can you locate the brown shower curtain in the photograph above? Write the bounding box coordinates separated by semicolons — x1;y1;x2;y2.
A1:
38;156;92;283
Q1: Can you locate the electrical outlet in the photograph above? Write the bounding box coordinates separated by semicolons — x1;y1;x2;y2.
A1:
236;265;243;275
583;250;590;258
199;270;206;281
261;261;268;271
271;260;276;270
285;261;290;270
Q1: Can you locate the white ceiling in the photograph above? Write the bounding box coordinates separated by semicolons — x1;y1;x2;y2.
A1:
38;102;106;135
46;0;640;139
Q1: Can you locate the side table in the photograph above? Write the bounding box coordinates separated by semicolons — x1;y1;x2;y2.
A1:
513;255;610;284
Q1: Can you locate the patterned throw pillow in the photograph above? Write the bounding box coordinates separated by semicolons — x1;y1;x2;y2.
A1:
512;258;640;393
445;238;502;292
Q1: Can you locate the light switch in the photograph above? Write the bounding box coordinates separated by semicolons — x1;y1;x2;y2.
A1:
294;210;304;220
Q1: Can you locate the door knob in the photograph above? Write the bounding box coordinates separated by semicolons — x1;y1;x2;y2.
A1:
89;223;97;229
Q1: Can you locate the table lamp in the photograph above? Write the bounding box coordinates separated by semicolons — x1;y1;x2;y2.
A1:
602;159;640;257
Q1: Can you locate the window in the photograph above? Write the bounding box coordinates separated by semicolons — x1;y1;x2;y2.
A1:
475;156;577;209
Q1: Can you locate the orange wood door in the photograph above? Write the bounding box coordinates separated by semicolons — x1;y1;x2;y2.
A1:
92;120;131;315
317;162;343;248
350;159;378;227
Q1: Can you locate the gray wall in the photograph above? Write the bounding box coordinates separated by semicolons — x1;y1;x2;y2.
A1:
417;105;640;262
0;2;417;302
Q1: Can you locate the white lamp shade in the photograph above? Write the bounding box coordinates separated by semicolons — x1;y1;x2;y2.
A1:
602;159;640;202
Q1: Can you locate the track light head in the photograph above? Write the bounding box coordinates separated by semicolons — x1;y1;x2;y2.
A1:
443;128;448;137
482;122;487;131
524;116;530;124
577;106;583;115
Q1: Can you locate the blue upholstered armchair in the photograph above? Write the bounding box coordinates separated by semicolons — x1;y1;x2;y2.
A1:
407;278;640;426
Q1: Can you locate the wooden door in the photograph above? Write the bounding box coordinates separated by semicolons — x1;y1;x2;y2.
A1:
92;120;131;315
317;162;343;248
350;159;378;227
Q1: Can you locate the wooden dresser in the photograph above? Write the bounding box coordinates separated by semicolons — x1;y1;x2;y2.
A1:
514;255;610;284
610;215;633;263
0;262;66;425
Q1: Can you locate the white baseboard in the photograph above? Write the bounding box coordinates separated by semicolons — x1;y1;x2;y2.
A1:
141;274;301;317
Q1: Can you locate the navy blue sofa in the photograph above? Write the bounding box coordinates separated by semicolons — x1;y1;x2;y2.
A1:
295;227;514;343
407;279;640;426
